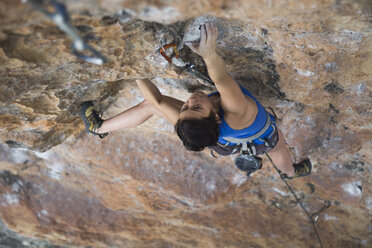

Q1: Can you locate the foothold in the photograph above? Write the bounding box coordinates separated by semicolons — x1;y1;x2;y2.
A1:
5;140;26;149
306;183;316;194
344;159;365;172
329;103;339;125
329;116;338;125
357;185;362;192
333;201;341;206
84;33;99;41
118;9;135;24
0;171;21;186
143;7;151;14
295;102;305;113
101;16;118;26
324;81;344;95
75;25;93;34
324;62;338;72
328;103;339;114
261;28;268;36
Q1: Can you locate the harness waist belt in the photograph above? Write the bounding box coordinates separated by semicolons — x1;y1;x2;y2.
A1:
222;111;272;145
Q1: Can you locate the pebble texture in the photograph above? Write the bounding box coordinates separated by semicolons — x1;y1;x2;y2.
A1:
0;0;371;247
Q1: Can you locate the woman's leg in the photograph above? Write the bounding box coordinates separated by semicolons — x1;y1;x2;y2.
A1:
267;128;295;177
97;100;159;133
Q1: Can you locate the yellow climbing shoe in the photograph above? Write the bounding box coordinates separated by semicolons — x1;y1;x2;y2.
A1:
79;101;108;139
282;159;312;181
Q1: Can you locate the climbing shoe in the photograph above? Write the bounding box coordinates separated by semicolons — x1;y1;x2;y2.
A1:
79;101;108;139
281;159;312;181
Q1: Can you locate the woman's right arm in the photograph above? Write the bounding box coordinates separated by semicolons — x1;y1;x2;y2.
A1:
136;78;163;105
136;79;183;125
185;23;249;117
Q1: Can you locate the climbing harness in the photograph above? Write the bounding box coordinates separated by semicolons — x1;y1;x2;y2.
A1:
217;109;277;176
266;154;331;248
24;0;106;65
223;111;275;156
159;43;214;85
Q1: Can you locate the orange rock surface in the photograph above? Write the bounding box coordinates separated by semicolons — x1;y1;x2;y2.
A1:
0;0;371;247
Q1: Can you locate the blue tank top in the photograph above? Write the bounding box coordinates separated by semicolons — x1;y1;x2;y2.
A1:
208;87;276;145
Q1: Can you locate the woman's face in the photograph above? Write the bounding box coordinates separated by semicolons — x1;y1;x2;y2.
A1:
179;91;214;120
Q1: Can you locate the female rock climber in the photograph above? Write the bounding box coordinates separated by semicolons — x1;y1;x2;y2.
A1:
80;22;311;180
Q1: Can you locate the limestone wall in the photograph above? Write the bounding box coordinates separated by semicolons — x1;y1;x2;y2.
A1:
0;0;371;247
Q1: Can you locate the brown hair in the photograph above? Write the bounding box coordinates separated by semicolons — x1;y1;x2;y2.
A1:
175;112;220;151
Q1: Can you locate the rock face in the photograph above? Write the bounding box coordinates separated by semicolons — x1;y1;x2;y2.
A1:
0;0;371;247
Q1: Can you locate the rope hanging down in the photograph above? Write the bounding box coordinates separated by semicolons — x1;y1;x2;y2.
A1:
24;0;106;65
266;154;331;248
159;43;215;85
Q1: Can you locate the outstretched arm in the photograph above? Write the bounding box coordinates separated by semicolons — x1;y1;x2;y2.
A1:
136;79;183;125
185;23;248;117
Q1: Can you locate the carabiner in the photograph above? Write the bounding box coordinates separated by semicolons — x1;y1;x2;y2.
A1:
159;43;179;64
311;200;331;222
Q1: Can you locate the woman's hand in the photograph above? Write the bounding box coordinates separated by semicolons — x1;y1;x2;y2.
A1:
185;22;218;60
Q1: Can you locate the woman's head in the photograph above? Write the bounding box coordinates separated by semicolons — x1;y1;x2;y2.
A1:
175;91;220;151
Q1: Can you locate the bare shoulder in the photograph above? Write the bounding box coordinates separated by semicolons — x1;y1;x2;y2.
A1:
224;96;258;129
213;76;259;129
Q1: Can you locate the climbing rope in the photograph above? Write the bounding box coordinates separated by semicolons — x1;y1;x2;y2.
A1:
265;154;331;248
24;0;106;65
159;43;214;85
